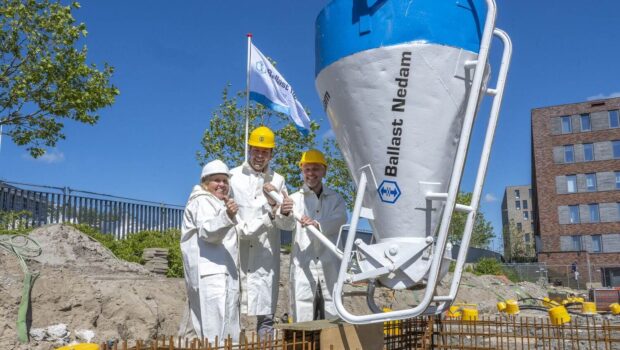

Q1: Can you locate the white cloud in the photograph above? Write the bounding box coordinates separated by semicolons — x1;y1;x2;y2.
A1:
23;149;65;164
586;91;620;101
484;193;497;203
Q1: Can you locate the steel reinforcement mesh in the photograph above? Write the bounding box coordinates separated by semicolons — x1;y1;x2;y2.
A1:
100;315;620;350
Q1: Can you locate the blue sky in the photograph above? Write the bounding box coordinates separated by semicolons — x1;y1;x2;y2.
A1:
2;1;620;252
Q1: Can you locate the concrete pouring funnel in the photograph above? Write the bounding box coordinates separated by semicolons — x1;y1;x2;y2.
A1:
315;0;490;290
315;0;512;323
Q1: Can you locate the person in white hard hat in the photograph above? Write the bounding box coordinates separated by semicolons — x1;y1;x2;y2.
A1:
277;149;347;322
230;126;293;339
179;159;241;344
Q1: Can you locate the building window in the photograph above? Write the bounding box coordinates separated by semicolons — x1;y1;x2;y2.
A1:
515;200;521;210
561;116;572;133
531;222;535;232
523;200;528;209
564;145;574;163
523;211;529;220
567;175;577;193
514;189;520;199
571;235;582;251
516;223;522;232
610;110;620;128
583;143;594;161
588;203;600;222
569;205;580;224
616;172;620;189
592;235;602;253
525;233;531;243
580;113;591;131
614;141;620;158
585;173;597;192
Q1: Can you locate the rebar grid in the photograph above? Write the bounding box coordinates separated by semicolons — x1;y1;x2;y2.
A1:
99;316;620;350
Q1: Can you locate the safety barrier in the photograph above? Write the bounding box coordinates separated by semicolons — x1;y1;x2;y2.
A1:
1;180;184;239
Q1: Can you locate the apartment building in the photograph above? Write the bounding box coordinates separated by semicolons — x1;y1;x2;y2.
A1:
501;185;536;261
531;97;620;287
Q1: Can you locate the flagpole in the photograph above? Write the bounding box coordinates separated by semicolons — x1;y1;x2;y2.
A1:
244;33;252;163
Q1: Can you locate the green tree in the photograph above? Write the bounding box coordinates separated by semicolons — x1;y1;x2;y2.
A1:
448;192;495;249
197;86;355;207
503;219;534;262
0;0;119;158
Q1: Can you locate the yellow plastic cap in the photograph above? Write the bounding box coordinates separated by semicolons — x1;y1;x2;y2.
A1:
248;126;276;148
446;305;461;319
497;302;507;312
542;297;560;308
581;302;597;315
299;149;327;167
549;305;571;325
462;308;479;321
610;303;620;315
56;344;100;350
505;299;520;315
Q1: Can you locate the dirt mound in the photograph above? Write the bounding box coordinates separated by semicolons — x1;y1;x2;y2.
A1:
0;225;185;350
1;224;555;349
29;224;150;274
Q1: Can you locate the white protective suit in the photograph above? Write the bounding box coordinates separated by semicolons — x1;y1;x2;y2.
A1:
230;162;288;316
179;185;240;343
277;184;347;322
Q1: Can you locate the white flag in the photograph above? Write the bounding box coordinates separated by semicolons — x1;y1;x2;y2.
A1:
249;43;311;134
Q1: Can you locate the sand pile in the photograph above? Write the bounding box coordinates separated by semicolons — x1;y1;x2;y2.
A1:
0;225;185;350
1;224;553;349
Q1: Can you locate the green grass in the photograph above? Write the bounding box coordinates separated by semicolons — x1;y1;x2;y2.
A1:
70;224;184;278
0;210;34;235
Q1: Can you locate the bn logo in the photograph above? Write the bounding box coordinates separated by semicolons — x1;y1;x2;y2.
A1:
378;180;401;204
256;61;267;74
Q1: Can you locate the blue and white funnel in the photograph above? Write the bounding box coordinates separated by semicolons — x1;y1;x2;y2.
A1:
316;0;489;289
315;0;512;323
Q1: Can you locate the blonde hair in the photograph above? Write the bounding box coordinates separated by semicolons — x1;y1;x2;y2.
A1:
200;175;230;194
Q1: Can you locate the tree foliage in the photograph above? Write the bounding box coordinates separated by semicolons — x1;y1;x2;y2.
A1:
448;192;495;249
0;0;118;157
197;86;355;207
503;219;535;262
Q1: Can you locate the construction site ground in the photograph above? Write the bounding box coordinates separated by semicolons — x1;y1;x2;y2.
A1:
0;224;581;349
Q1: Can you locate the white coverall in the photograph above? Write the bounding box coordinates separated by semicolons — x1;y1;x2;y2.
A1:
179;185;240;343
277;184;347;322
230;162;288;317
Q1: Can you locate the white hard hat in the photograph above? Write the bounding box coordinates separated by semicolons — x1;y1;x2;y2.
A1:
200;159;231;180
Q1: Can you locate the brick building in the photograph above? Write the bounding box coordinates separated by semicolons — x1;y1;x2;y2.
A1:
531;97;620;287
501;185;536;261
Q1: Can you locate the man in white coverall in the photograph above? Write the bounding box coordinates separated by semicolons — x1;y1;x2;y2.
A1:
230;126;293;338
179;159;241;344
277;149;347;322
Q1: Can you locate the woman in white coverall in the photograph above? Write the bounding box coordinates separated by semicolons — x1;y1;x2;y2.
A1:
277;149;347;322
179;159;241;343
230;126;293;339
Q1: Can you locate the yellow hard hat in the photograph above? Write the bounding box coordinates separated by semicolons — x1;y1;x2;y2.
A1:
248;126;275;148
299;149;327;167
